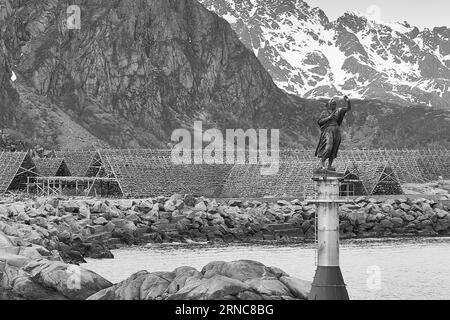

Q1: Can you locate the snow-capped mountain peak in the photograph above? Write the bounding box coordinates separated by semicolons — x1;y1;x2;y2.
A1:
200;0;450;108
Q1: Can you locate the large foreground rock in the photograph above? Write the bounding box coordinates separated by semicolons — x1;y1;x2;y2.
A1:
0;257;112;300
88;260;310;300
0;231;12;248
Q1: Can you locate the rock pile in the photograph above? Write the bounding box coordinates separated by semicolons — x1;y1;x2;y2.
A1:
336;197;450;238
0;195;449;266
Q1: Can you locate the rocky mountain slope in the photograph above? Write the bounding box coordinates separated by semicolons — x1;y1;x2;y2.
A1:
1;0;307;149
200;0;450;109
0;0;449;150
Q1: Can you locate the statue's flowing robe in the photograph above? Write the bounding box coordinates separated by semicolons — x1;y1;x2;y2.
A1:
315;108;348;160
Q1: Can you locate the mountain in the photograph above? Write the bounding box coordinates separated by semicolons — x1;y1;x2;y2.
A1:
0;0;449;151
1;0;312;149
199;0;450;109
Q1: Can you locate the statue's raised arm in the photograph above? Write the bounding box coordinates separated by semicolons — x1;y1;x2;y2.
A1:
343;95;351;111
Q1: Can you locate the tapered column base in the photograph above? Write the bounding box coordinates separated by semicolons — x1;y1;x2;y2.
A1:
308;266;349;300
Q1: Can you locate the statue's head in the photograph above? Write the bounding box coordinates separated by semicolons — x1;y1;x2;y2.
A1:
327;98;337;111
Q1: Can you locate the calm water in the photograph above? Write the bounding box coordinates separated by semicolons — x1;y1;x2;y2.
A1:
83;237;450;300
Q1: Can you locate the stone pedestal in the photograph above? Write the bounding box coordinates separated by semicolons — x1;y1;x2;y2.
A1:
308;173;349;300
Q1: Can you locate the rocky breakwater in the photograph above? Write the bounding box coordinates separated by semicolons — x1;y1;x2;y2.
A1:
336;197;450;238
0;197;115;264
0;195;291;265
0;195;449;266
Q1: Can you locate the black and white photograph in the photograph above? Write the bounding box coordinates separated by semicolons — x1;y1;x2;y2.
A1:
0;0;449;309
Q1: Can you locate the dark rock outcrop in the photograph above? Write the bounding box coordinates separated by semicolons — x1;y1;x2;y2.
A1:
87;260;310;300
0;246;112;300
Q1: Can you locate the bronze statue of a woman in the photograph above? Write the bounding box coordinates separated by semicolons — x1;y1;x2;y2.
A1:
315;95;351;172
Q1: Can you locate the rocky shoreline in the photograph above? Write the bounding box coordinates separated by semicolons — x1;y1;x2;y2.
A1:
0;242;310;300
1;194;449;299
1;194;449;263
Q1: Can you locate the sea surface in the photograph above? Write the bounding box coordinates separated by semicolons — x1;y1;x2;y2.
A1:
83;237;450;300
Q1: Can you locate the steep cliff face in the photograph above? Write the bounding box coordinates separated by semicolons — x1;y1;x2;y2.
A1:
0;0;19;126
1;0;308;148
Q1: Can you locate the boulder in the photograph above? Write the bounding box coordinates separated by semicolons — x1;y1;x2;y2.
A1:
435;220;450;233
194;201;207;212
142;212;158;223
279;276;311;300
61;201;79;213
355;196;367;203
381;203;393;213
435;209;448;219
0;205;8;217
61;215;81;233
421;203;434;215
117;199;134;211
0;231;13;247
366;214;377;223
399;203;411;211
202;260;273;282
104;207;121;220
23;260;112;299
57;230;72;243
1;258;112;300
379;219;394;229
16;212;30;222
207;200;219;213
78;205;90;219
139;273;174;299
183;195;196;207
87;270;167;300
165;266;203;295
112;219;137;233
124;211;140;222
93;217;108;225
277;200;290;206
87;260;309;300
169;274;250;300
91;201;108;214
135;200;153;213
228;200;242;207
245;278;291;297
390;217;404;228
391;209;405;219
163;200;176;212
